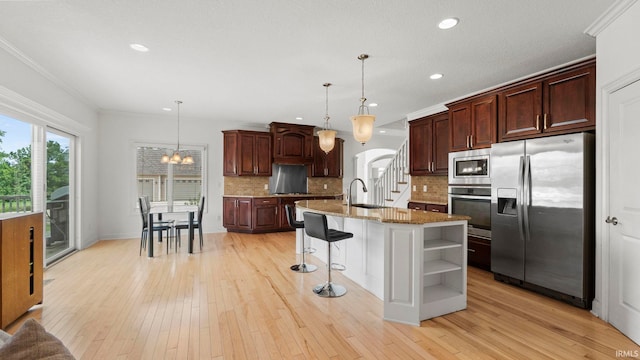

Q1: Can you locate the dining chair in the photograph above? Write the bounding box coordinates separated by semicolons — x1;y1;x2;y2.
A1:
175;196;205;250
138;197;174;255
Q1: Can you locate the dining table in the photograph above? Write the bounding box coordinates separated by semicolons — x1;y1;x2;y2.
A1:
147;205;198;257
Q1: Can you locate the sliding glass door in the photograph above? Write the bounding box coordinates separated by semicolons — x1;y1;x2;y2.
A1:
45;129;75;263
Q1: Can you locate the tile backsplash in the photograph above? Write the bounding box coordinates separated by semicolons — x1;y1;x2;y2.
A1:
224;176;343;196
224;177;270;196
410;175;448;204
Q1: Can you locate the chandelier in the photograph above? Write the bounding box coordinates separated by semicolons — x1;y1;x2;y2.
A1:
317;83;336;154
161;100;194;165
350;54;375;145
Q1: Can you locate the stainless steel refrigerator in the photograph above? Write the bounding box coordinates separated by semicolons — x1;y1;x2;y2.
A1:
490;132;594;308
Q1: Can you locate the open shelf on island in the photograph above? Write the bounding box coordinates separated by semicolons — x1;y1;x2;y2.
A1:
423;284;463;303
424;239;462;251
424;259;462;275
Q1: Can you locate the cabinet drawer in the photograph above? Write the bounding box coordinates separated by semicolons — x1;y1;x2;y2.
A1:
254;197;278;206
468;236;491;271
426;204;447;213
407;202;427;210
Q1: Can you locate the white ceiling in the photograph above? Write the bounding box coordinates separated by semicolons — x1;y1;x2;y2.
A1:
0;0;614;134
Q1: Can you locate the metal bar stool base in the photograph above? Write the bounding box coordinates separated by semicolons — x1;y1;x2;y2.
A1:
313;282;347;297
290;263;318;273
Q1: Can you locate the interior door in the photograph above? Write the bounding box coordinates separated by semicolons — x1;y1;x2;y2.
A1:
609;79;640;344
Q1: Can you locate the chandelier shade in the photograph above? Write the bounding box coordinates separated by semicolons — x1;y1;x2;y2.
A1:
161;100;193;165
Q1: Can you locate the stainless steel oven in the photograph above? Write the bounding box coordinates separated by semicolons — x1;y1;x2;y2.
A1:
448;148;491;185
448;185;491;240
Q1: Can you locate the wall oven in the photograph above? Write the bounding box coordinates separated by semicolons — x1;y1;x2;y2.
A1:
448;148;492;240
448;186;491;240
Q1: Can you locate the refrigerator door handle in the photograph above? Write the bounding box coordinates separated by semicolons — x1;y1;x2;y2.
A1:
517;155;526;243
523;155;531;241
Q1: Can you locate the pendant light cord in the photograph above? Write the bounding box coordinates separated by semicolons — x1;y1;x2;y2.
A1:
357;54;369;115
176;100;182;151
324;83;330;128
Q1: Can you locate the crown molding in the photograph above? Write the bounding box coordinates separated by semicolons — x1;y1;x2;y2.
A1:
0;35;96;109
406;104;448;121
585;0;638;37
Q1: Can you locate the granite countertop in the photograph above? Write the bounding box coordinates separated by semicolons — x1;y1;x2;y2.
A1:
223;193;342;198
296;199;469;225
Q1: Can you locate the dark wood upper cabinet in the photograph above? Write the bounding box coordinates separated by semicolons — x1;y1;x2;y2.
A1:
499;60;595;141
448;94;497;152
270;122;315;164
223;130;272;176
543;64;596;133
409;111;448;176
311;137;343;178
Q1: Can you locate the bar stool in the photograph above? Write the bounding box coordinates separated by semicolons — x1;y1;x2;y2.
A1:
286;205;317;273
303;212;353;297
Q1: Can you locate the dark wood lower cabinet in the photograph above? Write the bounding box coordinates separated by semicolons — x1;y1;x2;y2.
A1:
223;197;253;232
407;202;447;213
468;235;491;271
223;195;342;233
252;198;279;232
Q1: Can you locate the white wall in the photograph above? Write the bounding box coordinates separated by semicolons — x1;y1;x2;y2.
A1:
0;45;100;249
588;0;640;318
96;115;407;239
97;111;268;239
342;132;406;183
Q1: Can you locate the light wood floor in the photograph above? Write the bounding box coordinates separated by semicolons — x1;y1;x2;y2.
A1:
7;231;639;359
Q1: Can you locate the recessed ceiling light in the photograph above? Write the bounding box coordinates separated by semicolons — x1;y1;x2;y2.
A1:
430;73;444;80
130;43;149;52
369;103;378;107
379;130;387;134
295;117;303;120
438;18;459;30
162;107;172;111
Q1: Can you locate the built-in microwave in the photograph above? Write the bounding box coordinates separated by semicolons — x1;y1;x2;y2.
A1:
448;148;491;185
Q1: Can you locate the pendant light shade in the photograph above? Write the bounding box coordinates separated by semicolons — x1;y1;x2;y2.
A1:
351;54;375;145
318;83;336;154
350;114;375;144
318;129;337;153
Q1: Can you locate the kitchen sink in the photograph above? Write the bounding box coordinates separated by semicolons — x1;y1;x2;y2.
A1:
350;203;388;209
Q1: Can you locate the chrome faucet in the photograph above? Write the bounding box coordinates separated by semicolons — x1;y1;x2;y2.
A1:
347;178;368;207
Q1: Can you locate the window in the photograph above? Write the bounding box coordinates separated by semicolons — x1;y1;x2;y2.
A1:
0;115;33;214
135;144;206;207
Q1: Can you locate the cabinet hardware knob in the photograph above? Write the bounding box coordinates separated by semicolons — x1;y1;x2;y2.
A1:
536;115;540;131
605;216;619;225
468;248;476;253
544;113;548;130
431;209;440;212
469;135;473;149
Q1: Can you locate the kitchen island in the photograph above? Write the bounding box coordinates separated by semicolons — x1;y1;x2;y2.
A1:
296;199;469;326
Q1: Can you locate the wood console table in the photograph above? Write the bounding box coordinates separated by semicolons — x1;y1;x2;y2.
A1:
0;212;43;329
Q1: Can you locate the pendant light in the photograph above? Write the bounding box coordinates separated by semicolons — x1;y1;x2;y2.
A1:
161;100;193;165
350;54;375;145
317;83;336;154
